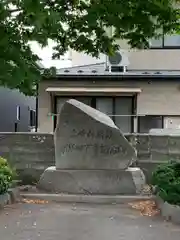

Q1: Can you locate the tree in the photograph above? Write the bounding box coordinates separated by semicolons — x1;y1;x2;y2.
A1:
0;0;179;95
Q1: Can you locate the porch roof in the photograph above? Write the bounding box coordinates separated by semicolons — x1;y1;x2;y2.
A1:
46;87;142;93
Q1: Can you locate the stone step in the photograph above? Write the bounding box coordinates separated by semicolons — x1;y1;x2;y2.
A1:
21;193;155;204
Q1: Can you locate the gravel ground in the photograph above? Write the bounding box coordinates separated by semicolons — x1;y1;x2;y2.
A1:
0;202;180;240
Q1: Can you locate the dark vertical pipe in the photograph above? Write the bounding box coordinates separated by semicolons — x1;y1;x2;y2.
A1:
35;83;38;132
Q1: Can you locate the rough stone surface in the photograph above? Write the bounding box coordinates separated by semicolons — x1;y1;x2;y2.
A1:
1;202;180;240
54;99;136;170
38;167;145;195
156;196;180;224
8;188;20;203
171;205;180;224
0;193;11;208
0;188;20;209
129;167;146;194
155;195;164;209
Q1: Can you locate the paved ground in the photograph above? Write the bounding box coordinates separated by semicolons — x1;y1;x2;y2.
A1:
0;202;180;240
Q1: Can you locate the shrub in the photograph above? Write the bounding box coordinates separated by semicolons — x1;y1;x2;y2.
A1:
152;162;180;205
0;157;15;194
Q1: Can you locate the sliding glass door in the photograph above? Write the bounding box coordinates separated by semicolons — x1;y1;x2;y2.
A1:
56;97;70;114
96;97;133;133
96;98;113;118
55;96;134;133
114;97;133;133
56;97;92;114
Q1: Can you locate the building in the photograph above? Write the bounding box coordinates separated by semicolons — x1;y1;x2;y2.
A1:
0;61;44;132
38;64;180;134
38;33;180;133
0;87;36;132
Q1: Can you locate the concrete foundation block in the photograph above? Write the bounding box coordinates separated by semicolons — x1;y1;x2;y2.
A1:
8;188;20;203
161;202;173;220
155;195;180;224
37;167;146;195
155;194;164;209
170;205;180;224
0;193;11;208
161;201;180;223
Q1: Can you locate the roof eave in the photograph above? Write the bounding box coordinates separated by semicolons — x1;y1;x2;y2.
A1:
53;74;180;79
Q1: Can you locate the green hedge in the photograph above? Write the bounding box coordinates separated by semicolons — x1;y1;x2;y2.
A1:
0;157;16;194
152;162;180;205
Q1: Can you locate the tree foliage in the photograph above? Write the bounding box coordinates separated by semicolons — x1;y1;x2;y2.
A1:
0;0;179;95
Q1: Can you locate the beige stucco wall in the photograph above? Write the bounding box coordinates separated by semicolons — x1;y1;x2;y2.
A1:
38;80;180;133
129;50;180;70
137;81;180;115
164;117;180;129
38;81;54;133
71;49;180;70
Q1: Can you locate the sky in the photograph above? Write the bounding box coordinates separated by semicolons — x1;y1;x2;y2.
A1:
30;40;71;69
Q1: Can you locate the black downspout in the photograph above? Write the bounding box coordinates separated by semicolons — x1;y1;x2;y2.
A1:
112;98;116;123
162;26;165;48
35;83;39;132
53;96;57;131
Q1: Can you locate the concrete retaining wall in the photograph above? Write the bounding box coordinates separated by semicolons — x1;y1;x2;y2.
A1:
0;133;54;184
0;133;179;184
126;134;180;182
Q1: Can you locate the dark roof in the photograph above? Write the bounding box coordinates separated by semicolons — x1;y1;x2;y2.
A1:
56;62;106;74
55;62;180;78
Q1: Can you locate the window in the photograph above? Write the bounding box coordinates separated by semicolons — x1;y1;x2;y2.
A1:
30;110;36;127
150;34;180;48
56;97;70;114
138;115;163;133
96;97;133;133
56;97;92;114
55;97;93;130
74;97;92;106
96;98;113;117
114;98;133;133
55;96;134;133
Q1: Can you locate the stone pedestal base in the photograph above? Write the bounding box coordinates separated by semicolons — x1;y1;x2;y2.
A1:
37;167;146;195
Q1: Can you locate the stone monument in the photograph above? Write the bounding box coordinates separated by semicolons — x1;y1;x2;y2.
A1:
38;99;146;195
